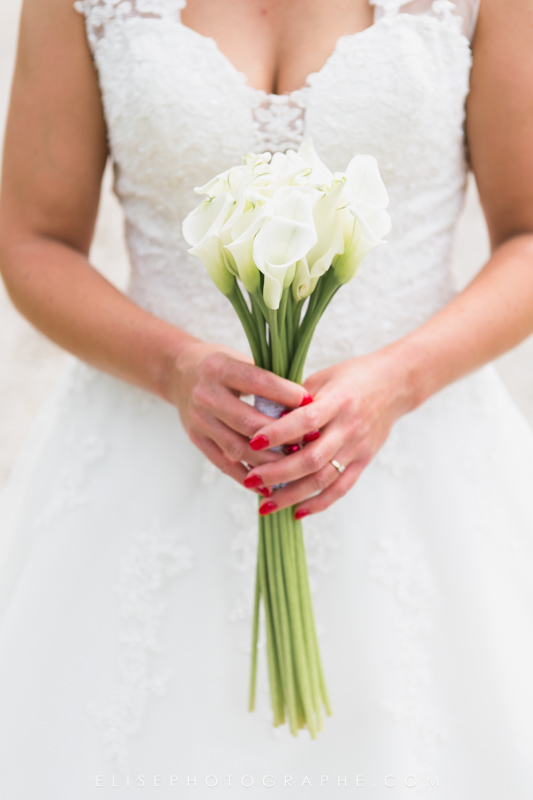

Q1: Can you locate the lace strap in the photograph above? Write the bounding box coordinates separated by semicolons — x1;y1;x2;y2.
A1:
371;0;480;42
74;0;186;48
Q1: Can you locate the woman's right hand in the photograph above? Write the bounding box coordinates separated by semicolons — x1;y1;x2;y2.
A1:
169;340;310;489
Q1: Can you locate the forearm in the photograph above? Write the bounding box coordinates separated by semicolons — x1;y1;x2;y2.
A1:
386;234;533;410
0;233;198;403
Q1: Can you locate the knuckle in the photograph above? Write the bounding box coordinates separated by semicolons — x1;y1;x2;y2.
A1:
305;447;324;472
188;407;204;429
201;352;223;378
335;481;350;499
226;439;244;462
250;367;268;394
217;458;232;476
191;382;210;409
313;468;332;492
304;407;320;429
238;411;258;438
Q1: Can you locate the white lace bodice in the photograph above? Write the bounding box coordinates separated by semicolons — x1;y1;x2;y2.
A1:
75;0;479;371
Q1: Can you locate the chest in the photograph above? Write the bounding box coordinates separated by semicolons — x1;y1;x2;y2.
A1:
179;0;375;95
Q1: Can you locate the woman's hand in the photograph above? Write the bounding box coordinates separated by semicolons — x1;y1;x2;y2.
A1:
169;340;311;490
242;348;415;516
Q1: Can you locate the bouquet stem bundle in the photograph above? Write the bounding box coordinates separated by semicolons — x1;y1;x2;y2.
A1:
228;270;342;737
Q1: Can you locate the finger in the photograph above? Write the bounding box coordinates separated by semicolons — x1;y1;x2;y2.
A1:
189;431;249;485
259;459;341;512
246;422;347;487
291;460;366;517
194;385;281;440
216;356;312;409
248;396;338;451
196;412;282;468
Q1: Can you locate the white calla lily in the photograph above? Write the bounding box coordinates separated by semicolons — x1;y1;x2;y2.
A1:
182;192;235;246
295;139;333;185
253;188;320;309
223;201;273;293
188;235;236;296
304;179;346;279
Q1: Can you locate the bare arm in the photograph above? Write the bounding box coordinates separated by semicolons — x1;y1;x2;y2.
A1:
397;0;533;407
0;0;196;400
244;0;533;516
0;0;308;485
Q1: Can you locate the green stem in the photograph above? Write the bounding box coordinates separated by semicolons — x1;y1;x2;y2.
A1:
295;521;332;717
250;293;270;370
279;507;317;738
289;275;341;383
292;516;323;729
248;556;261;712
228;285;263;367
267;308;288;378
258;515;284;725
278;289;290;372
272;510;299;735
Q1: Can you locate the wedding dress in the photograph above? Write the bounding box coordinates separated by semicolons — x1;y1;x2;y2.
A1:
1;0;533;796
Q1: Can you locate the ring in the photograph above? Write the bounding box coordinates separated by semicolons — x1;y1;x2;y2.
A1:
330;459;346;474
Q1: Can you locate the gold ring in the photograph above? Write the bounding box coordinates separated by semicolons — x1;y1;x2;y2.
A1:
330;459;346;474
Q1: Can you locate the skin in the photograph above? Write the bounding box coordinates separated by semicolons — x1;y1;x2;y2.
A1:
1;0;533;520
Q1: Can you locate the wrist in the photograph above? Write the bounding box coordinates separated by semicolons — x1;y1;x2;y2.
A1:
153;326;202;406
381;334;435;414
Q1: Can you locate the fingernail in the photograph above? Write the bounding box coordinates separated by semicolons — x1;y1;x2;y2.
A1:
303;430;320;443
283;443;300;455
258;486;272;497
259;501;277;516
244;474;263;489
294;508;310;520
250;435;270;451
300;394;313;407
280;410;291;417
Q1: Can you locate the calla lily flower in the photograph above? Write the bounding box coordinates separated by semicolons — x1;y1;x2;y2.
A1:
253;188;320;309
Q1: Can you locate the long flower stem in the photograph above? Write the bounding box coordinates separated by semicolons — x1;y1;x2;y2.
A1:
279;507;317;738
295;522;332;716
272;511;299;734
256;515;284;724
248;557;261;712
228;285;263;366
289;274;341;383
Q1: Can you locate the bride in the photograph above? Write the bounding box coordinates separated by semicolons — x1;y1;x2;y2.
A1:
1;0;533;796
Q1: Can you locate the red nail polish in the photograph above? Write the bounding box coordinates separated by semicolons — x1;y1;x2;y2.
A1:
244;474;263;489
280;410;291;417
300;394;313;407
283;443;300;455
250;434;270;451
303;430;320;443
258;486;272;497
294;508;310;520
259;501;277;516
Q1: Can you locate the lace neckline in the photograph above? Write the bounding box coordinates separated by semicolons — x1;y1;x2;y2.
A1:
178;3;379;99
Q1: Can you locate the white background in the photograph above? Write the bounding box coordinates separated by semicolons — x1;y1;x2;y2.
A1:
1;0;533;490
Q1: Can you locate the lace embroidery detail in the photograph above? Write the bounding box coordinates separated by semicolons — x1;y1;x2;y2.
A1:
368;535;452;769
252;93;307;154
87;518;194;775
74;0;185;47
33;434;107;528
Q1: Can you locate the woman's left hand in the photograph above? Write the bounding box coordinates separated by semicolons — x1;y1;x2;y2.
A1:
244;348;415;518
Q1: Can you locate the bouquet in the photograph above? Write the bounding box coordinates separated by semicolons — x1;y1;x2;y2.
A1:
183;140;390;738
